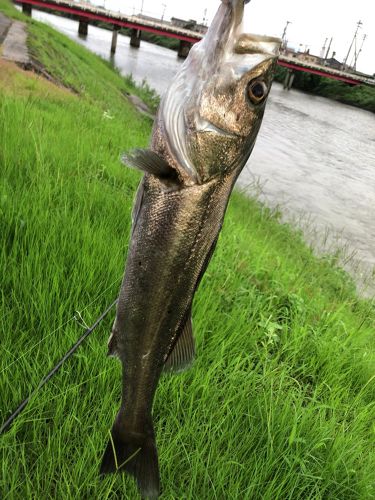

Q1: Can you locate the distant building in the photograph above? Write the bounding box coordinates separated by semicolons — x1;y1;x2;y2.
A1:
324;57;342;70
282;47;344;69
170;17;207;34
297;52;322;65
281;46;374;79
282;47;322;65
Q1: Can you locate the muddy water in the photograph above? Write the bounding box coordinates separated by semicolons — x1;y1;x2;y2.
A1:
239;84;375;294
29;9;375;295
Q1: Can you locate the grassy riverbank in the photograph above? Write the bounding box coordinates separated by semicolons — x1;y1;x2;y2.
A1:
1;1;375;499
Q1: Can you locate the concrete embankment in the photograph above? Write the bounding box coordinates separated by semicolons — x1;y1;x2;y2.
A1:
0;12;30;66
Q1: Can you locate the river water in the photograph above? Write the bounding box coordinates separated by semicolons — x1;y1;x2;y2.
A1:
28;10;375;296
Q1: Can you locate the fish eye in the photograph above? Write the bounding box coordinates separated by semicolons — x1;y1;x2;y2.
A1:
247;80;268;104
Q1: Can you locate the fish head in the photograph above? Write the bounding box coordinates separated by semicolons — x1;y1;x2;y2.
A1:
155;0;281;184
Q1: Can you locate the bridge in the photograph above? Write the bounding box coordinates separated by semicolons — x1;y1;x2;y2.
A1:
278;55;374;88
15;0;202;57
15;0;375;87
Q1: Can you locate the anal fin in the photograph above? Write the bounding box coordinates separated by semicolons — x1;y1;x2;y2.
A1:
163;235;219;375
163;310;195;374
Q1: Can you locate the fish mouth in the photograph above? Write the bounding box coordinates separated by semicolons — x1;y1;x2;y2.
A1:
201;0;248;61
158;1;281;182
201;1;280;69
195;1;280;140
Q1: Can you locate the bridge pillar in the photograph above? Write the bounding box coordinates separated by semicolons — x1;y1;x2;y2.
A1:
130;29;141;48
22;3;32;16
78;18;88;37
111;26;119;54
178;40;192;58
283;69;295;90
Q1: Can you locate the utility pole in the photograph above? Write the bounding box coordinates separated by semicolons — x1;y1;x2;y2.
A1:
202;8;208;26
325;37;333;60
342;20;362;70
320;37;328;58
161;3;166;22
281;20;291;50
140;0;144;15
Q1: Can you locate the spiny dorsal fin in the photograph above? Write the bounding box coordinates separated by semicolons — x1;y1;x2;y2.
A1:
122;149;178;180
164;310;195;374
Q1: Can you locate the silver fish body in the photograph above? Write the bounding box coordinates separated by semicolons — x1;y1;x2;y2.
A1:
100;1;280;498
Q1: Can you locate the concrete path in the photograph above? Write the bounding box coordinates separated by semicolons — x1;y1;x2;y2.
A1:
2;20;30;65
1;14;30;66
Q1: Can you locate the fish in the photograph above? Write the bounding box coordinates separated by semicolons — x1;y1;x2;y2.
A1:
99;1;280;498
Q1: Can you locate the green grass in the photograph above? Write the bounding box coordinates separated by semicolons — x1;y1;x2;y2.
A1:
1;1;375;498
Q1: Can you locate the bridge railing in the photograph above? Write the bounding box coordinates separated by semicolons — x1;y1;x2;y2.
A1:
14;0;375;86
279;54;375;86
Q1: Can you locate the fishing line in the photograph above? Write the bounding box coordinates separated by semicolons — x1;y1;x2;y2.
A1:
31;366;117;412
0;299;118;435
0;317;74;375
0;276;122;375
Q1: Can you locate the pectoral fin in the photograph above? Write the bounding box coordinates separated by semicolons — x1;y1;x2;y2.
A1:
122;148;178;180
163;310;195;373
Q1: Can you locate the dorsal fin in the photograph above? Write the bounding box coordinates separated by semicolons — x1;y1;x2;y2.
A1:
163;309;195;374
122;149;178;180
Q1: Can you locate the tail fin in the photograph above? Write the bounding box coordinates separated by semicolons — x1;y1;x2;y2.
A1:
100;414;160;499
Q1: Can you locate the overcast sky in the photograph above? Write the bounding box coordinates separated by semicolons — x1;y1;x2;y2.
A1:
97;0;374;75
